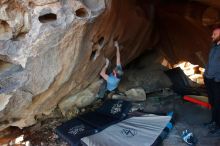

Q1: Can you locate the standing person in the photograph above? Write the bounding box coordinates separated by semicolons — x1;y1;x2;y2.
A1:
98;41;124;99
204;27;220;136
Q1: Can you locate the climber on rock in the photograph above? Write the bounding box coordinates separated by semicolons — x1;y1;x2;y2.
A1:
98;41;124;99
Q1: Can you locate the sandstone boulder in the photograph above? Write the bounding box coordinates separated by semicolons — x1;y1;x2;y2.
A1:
0;0;218;131
58;80;102;117
0;0;155;130
124;88;146;102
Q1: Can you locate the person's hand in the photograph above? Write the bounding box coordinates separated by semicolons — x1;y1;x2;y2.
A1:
114;41;119;49
105;58;109;68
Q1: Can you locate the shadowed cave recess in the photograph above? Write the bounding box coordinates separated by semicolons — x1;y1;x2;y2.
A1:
0;0;219;136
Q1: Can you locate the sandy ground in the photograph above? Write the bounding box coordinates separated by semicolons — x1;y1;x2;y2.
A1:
161;96;220;146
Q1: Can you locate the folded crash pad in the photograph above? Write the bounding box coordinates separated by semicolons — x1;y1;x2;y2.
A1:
165;67;206;95
96;99;132;119
81;113;174;146
55;118;98;146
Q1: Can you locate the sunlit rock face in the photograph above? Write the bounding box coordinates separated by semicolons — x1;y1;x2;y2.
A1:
0;0;155;130
0;0;219;130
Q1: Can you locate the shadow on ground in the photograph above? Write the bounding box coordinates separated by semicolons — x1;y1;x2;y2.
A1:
145;95;220;146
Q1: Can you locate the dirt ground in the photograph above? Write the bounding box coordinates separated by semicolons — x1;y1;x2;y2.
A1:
145;94;220;146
